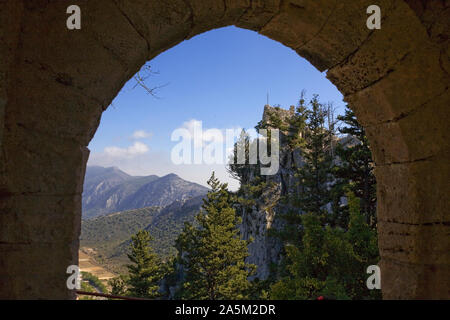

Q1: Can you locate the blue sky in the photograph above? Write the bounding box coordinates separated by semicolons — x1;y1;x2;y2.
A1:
87;26;345;189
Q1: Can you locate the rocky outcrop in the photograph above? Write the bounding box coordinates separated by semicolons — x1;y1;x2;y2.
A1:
238;105;368;281
237;105;303;280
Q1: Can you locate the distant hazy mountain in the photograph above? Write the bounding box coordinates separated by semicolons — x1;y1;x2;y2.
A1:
83;166;132;204
82;166;208;219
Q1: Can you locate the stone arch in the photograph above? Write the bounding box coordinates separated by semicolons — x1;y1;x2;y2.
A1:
0;0;448;299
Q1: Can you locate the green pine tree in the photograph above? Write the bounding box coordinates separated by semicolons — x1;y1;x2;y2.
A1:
270;191;380;300
227;129;253;184
278;94;335;246
126;230;164;298
176;172;256;300
344;190;380;299
286;90;308;149
295;94;334;220
270;212;352;300
108;274;128;297
332;106;377;228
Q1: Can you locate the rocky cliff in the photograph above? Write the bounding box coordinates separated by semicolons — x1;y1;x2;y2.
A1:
237;105;304;280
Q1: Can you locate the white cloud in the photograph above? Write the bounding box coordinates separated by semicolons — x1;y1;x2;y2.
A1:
104;141;149;158
132;130;152;139
181;119;205;146
182;119;202;134
180;119;225;146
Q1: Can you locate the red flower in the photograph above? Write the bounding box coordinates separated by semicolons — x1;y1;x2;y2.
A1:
317;296;324;300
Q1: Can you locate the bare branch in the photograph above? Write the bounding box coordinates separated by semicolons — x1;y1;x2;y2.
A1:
132;64;168;98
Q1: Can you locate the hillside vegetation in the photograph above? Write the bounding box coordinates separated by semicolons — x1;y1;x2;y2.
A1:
80;196;203;273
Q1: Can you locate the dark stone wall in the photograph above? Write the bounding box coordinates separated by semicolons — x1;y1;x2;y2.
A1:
0;0;448;299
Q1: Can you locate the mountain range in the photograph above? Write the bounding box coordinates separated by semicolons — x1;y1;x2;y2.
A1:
80;166;208;271
82;166;208;219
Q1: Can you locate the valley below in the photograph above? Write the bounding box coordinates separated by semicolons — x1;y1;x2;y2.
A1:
78;248;116;282
80;166;207;275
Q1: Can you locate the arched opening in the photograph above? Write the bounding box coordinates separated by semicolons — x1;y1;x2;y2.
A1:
78;25;354;298
0;1;448;299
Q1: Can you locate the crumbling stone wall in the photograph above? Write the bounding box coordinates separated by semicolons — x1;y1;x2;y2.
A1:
0;0;448;299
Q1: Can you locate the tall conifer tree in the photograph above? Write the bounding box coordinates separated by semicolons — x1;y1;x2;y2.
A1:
332;107;377;228
176;172;255;300
126;230;164;298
